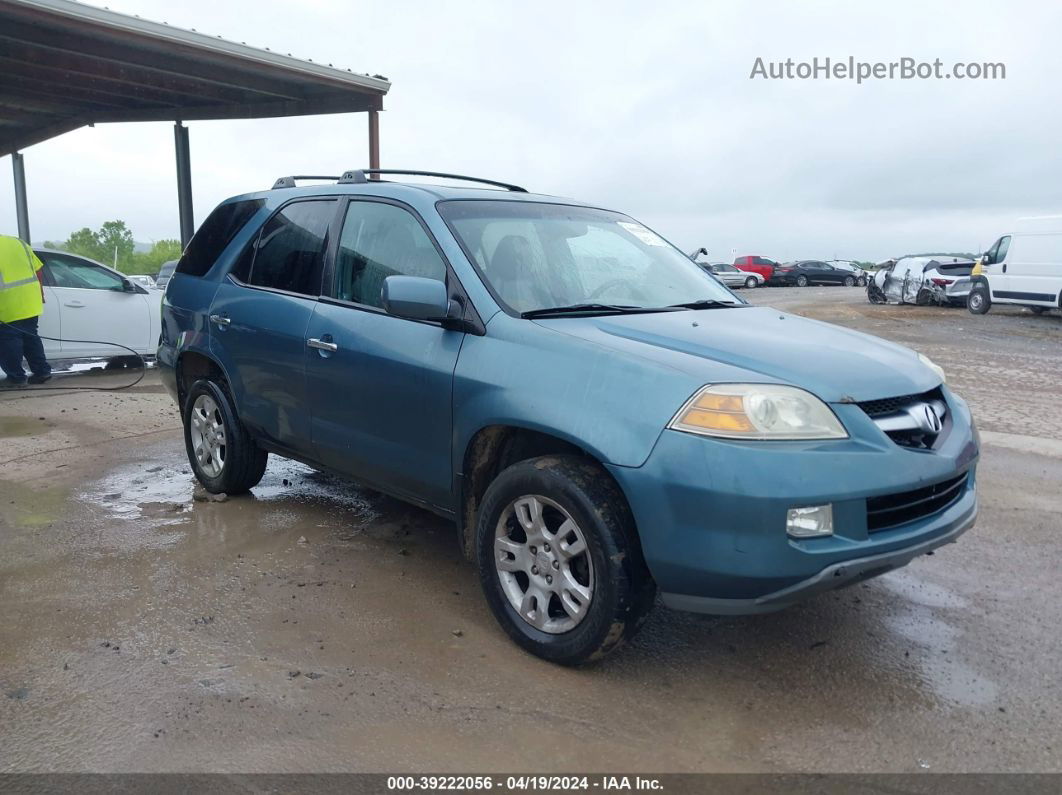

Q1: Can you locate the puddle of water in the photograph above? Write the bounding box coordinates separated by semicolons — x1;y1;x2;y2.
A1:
883;587;998;708
880;569;968;609
83;453;381;530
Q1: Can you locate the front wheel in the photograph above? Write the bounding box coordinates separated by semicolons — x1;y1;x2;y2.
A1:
796;275;809;287
967;285;991;315
744;276;757;289
476;455;655;665
183;378;268;494
1030;306;1049;315
858;277;867;287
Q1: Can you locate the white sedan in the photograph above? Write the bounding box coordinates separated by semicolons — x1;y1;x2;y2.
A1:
34;248;164;361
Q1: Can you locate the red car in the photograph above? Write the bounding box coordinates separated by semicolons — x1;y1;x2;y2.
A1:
733;255;779;281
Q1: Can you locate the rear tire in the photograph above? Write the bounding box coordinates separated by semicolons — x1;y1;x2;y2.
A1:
183;378;267;494
476;455;655;666
968;285;991;314
858;277;867;287
796;275;809;287
744;276;757;289
844;276;856;287
1030;306;1049;315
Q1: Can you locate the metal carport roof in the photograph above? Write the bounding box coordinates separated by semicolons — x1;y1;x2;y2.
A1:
0;0;391;243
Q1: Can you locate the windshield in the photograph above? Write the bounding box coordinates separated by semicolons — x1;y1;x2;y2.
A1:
438;200;739;314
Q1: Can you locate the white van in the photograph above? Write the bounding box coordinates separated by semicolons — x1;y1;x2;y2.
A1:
969;216;1062;315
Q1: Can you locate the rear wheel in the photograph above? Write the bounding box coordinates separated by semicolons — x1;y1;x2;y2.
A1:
476;455;655;665
858;276;868;287
1030;306;1049;315
796;274;809;287
967;285;991;314
183;378;267;494
844;276;856;287
744;276;757;289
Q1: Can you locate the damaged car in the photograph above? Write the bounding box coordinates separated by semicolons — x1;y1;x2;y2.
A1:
868;256;975;306
159;170;979;665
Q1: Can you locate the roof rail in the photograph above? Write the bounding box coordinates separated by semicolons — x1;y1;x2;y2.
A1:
338;169;527;192
271;175;341;189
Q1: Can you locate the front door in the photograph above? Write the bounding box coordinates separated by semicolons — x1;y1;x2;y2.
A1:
980;236;1010;297
208;198;337;454
37;252;151;357
305;199;464;508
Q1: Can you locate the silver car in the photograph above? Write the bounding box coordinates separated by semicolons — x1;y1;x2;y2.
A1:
700;262;763;288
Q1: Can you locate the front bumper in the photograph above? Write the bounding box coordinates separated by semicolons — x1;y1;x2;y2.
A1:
606;386;979;613
661;500;975;614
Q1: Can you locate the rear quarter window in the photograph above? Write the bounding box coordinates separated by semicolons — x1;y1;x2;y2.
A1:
176;199;265;277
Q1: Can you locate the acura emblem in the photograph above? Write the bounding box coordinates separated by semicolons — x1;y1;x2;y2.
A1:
902;402;943;435
921;404;943;434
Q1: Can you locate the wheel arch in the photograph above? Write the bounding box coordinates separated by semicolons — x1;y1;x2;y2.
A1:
175;350;230;412
455;424;639;561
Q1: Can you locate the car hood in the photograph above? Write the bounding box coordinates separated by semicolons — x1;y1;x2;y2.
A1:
535;306;939;402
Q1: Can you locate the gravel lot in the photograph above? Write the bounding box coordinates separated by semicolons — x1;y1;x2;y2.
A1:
1;287;1060;773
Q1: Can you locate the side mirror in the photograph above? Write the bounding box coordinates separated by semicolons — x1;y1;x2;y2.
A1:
381;275;459;323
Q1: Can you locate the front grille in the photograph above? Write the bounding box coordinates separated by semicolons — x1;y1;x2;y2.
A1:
866;473;968;532
857;388;942;418
857;387;948;449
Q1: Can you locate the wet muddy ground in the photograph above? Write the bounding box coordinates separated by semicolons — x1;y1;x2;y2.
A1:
1;288;1060;773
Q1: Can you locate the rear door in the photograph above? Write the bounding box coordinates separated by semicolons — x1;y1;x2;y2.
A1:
304;198;464;508
208;198;337;454
35;262;61;357
36;252;151;357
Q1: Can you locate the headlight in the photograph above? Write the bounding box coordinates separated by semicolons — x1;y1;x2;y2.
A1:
669;384;848;440
918;353;946;384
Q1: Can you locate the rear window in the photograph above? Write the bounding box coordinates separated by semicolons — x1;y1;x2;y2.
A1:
176;199;264;277
937;263;974;276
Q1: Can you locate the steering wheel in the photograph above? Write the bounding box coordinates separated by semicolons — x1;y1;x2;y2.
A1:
588;278;643;301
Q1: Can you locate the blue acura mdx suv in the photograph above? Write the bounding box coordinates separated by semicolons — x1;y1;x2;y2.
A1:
159;169;979;665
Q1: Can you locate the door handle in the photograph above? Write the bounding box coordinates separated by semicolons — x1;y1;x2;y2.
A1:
307;338;338;353
64;301;85;308
209;313;231;327
1002;264;1007;273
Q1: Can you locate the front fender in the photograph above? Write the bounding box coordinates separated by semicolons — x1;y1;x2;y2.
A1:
452;315;701;473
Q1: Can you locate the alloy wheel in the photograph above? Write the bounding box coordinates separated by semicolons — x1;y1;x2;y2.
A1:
189;394;227;478
493;495;595;634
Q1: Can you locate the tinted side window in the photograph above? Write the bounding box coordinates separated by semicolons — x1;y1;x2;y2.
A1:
248;200;335;296
177;199;264;277
39;254;124;291
333;201;446;308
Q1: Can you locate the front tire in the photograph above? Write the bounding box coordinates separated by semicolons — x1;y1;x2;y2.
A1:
183;378;267;494
968;285;991;314
476;455;655;665
744;276;757;289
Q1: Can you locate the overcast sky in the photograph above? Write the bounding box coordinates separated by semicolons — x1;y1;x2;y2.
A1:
2;0;1060;261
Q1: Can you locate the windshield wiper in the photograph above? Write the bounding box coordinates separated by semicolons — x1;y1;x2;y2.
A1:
521;303;680;319
665;299;743;310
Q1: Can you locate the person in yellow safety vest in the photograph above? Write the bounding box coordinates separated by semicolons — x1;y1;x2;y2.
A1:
0;235;51;386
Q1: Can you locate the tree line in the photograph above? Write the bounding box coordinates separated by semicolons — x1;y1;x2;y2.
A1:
43;220;181;275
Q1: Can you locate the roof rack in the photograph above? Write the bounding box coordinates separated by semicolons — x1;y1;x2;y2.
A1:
272;170;528;192
271;175;341;189
338;169;527;192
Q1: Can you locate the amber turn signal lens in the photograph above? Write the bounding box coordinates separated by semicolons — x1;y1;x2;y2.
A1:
679;408;755;433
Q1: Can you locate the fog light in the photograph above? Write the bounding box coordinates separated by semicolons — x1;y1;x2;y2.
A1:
787;504;834;538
